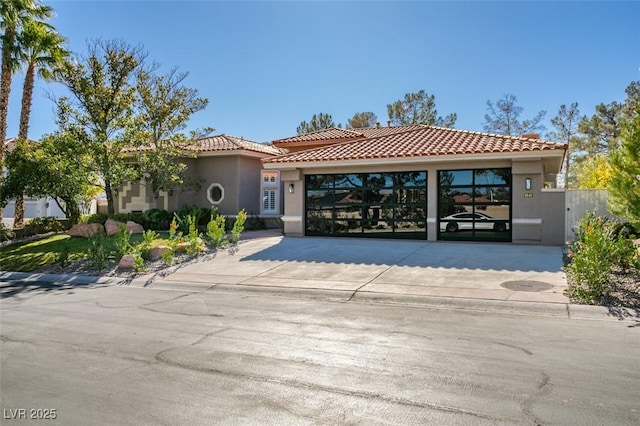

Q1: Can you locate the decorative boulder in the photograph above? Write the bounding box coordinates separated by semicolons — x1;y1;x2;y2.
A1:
126;221;144;234
105;218;126;236
148;245;170;260
118;254;136;270
68;223;105;237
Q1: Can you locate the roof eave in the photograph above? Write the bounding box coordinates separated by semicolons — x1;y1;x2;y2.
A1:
263;149;565;170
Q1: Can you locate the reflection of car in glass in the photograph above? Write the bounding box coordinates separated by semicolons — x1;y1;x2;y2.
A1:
439;212;509;232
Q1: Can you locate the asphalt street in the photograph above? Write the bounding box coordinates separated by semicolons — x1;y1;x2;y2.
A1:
1;280;639;425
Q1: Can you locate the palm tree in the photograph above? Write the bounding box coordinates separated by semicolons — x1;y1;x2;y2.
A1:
0;0;52;220
12;19;67;227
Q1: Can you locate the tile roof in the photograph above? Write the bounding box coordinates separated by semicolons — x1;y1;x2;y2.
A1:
123;134;283;156
271;124;425;145
196;135;283;155
272;128;364;144
355;124;426;138
264;126;566;164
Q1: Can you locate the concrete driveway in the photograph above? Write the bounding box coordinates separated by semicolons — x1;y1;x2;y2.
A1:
156;231;569;304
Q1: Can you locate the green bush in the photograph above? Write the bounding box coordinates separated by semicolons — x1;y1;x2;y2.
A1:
143;209;172;230
85;232;109;271
113;225;132;259
55;244;72;268
173;205;210;232
136;229;159;259
10;217;66;239
206;214;227;248
245;212;266;230
111;212;146;228
565;213;640;302
0;222;15;242
231;209;247;244
84;213;108;224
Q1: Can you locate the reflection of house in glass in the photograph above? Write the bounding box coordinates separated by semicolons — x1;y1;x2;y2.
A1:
266;125;567;244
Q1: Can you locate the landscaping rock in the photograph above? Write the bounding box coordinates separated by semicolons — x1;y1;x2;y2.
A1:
105;218;126;236
148;245;169;260
68;223;104;237
634;238;640;255
118;255;136;270
126;221;144;234
176;242;189;252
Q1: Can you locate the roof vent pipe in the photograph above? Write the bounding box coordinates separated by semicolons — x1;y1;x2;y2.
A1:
387;120;391;127
376;122;380;128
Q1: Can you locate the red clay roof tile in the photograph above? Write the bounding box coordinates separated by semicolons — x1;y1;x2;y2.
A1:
123;134;283;156
264;126;566;164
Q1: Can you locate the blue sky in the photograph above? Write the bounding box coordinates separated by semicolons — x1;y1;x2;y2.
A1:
5;0;639;143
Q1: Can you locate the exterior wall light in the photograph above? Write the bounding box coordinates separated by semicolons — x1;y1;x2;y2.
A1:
288;183;295;194
525;178;532;190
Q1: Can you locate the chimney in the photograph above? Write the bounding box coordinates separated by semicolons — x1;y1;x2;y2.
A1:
387;120;391;127
521;133;540;139
375;122;380;128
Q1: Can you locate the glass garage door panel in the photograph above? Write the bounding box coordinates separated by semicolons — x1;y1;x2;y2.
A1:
438;168;511;242
305;172;427;239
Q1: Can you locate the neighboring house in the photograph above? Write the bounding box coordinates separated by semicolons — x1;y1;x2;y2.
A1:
116;134;285;219
2;138;67;227
263;124;568;244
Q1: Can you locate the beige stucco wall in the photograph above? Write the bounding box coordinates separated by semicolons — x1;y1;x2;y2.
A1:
511;161;543;243
174;157;199;209
273;155;563;244
237;156;263;215
115;154;268;217
190;155;240;215
541;189;566;245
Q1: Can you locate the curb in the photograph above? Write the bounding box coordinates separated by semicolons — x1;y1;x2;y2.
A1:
2;271;638;322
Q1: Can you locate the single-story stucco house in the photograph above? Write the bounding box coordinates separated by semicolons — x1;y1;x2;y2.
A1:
116;134;285;219
263;124;567;244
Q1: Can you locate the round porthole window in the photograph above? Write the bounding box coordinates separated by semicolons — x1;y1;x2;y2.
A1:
207;183;224;205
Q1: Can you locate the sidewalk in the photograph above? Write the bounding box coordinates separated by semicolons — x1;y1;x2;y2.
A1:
2;230;636;321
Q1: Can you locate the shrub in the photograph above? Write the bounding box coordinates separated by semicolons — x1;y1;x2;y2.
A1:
564;213;640;302
128;211;146;228
22;217;64;236
128;248;146;273
184;214;205;255
113;225;132;259
566;214;614;301
0;222;14;242
611;222;637;240
231;209;247;244
137;229;159;259
112;212;146;228
206;214;227;248
174;205;210;232
143;209;172;230
245;212;266;230
84;213;109;224
162;217;182;265
86;232;109;271
55;244;72;269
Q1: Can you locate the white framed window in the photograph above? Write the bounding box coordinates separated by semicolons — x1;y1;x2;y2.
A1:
207;183;225;205
261;171;280;215
263;189;277;213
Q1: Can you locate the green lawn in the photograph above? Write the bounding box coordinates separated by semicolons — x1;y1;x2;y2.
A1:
0;232;170;272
